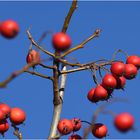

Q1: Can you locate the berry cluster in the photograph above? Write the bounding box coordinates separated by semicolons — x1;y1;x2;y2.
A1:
58;112;134;139
0;20;19;39
57;118;82;139
0;103;26;136
87;55;140;103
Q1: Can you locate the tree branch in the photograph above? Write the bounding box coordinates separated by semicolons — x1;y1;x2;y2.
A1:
39;63;55;69
61;0;78;33
26;30;55;58
60;29;101;58
48;64;67;139
58;58;83;67
0;62;40;88
24;70;54;81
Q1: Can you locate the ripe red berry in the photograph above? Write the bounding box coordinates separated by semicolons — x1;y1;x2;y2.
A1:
94;85;108;101
0;120;9;134
92;123;108;138
0;103;11;116
52;32;72;51
124;64;138;80
0;20;19;39
0;110;6;121
102;74;117;89
87;88;98;103
68;134;82;140
71;118;82;132
57;119;73;135
114;112;134;132
126;55;140;69
110;62;125;77
26;50;40;64
115;76;126;89
10;108;26;125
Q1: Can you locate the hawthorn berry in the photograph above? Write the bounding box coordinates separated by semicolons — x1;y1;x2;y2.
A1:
52;32;72;51
110;62;125;77
94;85;108;101
115;76;126;89
0;20;19;39
114;112;134;132
0;120;9;134
26;50;40;64
68;134;82;140
124;64;138;80
102;74;117;89
57;119;73;135
71;118;82;132
0;110;6;121
87;88;98;103
126;55;140;69
9;108;26;125
92;123;108;138
0;103;11;117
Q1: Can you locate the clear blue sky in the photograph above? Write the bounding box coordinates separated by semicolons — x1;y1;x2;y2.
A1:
0;1;140;139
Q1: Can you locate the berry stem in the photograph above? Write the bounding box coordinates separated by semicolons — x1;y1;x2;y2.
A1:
81;120;93;126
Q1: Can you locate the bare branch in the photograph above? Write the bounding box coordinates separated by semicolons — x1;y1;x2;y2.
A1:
112;49;128;61
0;62;40;88
24;70;54;81
58;58;83;67
60;29;101;58
61;66;90;74
26;30;55;58
61;0;78;33
39;63;55;69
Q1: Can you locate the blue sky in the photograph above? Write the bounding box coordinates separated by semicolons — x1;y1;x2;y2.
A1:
0;1;140;139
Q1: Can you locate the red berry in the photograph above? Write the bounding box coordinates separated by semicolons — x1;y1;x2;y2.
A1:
68;134;82;140
0;20;19;39
92;123;108;138
0;120;9;134
94;85;108;101
102;74;117;89
52;32;72;51
115;76;126;89
87;88;98;103
126;55;140;69
0;103;11;116
124;64;138;79
10;108;26;125
114;112;134;132
0;110;6;121
26;50;40;64
71;118;82;132
57;119;73;135
110;62;125;77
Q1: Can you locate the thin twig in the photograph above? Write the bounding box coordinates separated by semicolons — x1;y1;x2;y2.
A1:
26;30;55;58
0;62;40;88
61;29;101;58
112;49;128;61
39;63;55;69
58;58;83;67
24;70;54;81
61;0;78;33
